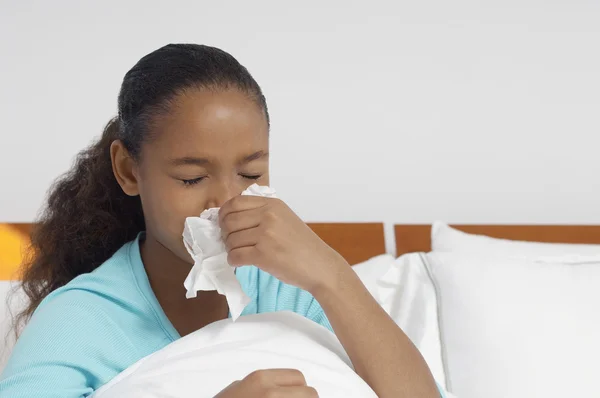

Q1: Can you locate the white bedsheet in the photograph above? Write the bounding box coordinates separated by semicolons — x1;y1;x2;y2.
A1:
93;311;377;398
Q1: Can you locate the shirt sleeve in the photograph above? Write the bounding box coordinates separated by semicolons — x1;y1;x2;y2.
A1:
0;291;138;398
305;295;333;332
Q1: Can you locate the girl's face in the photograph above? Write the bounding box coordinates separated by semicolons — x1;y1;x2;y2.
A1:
124;88;269;265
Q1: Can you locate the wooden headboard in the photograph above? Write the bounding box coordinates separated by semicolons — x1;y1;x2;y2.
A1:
309;223;386;265
395;224;600;256
0;222;386;280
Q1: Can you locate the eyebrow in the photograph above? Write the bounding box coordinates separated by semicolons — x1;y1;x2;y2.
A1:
169;157;210;167
241;150;269;164
169;151;269;167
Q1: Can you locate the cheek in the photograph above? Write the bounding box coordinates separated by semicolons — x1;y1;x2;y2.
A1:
138;178;207;258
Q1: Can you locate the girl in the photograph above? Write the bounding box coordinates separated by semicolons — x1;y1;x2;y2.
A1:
0;44;442;398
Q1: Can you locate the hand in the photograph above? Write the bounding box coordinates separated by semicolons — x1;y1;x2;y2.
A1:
219;196;348;294
214;369;318;397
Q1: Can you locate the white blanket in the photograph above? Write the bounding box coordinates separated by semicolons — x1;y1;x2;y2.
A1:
93;312;377;398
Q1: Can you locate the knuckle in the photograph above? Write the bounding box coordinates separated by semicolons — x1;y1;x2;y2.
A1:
263;226;277;240
306;386;319;397
264;208;278;221
246;370;266;385
254;223;270;239
223;196;241;214
288;368;304;379
271;197;284;206
230;195;243;207
292;369;307;385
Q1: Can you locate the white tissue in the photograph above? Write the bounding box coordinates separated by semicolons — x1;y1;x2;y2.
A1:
182;184;277;321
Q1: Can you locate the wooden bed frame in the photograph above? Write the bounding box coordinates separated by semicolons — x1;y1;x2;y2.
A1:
309;223;386;265
395;224;600;256
3;222;599;280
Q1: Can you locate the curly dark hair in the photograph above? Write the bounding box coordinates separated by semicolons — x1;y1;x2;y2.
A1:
13;43;269;333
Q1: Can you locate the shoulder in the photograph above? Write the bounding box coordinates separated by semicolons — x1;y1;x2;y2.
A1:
25;239;142;337
0;239;168;396
0;286;139;396
18;287;137;354
237;266;332;332
35;236;170;347
29;237;169;351
35;238;152;334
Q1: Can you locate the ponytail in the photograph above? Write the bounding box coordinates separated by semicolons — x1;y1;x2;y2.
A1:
15;118;145;330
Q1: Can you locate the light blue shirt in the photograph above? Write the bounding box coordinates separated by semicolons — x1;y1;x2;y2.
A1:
0;235;331;397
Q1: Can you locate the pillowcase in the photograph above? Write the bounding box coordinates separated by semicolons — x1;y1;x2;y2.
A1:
351;254;395;303
425;251;600;398
376;253;447;389
0;281;27;373
431;221;600;256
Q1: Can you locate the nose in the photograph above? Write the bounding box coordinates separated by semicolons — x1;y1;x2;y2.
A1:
206;179;237;209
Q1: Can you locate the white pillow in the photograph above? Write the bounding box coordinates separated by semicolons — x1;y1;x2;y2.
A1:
426;251;600;398
352;253;395;303
376;253;447;390
93;312;378;398
0;281;27;373
432;221;600;256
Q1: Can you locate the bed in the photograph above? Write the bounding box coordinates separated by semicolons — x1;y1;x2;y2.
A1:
3;222;600;398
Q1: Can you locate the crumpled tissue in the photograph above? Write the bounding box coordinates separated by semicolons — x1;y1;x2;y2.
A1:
182;184;277;321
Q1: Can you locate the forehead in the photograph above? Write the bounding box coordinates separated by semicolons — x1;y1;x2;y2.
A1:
144;88;269;162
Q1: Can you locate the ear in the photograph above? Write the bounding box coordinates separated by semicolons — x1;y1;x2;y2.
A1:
110;140;140;196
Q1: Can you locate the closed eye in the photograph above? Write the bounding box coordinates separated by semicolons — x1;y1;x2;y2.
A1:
240;174;261;180
181;177;206;186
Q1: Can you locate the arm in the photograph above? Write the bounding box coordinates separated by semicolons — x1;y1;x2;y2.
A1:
219;195;443;398
310;260;441;398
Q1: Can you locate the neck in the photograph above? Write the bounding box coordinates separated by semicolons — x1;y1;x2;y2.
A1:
139;233;191;299
139;232;229;336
